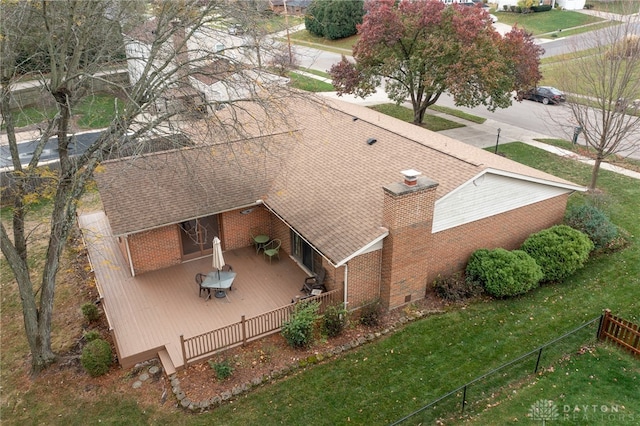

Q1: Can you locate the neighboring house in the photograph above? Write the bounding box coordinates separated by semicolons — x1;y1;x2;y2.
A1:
269;0;313;15
123;18;285;114
94;97;585;311
497;0;562;10
556;0;585;10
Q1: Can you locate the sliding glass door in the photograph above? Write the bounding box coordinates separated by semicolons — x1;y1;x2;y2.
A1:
291;231;316;272
179;215;219;260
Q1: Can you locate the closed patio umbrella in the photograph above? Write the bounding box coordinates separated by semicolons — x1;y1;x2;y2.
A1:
211;237;225;278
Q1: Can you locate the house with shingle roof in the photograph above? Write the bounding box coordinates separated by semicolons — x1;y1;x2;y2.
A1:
123;17;286;115
94;96;584;311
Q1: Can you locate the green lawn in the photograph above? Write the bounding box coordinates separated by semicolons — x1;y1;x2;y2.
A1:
464;344;640;424
4;94;118;130
493;9;603;35
535;138;640;173
288;29;357;54
428;104;486;124
369;103;466;131
288;72;335;92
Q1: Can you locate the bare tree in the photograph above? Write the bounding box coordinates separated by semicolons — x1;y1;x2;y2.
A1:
0;0;304;374
560;7;640;190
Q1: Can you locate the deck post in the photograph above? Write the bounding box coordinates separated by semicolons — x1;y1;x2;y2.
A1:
241;315;247;345
180;334;187;366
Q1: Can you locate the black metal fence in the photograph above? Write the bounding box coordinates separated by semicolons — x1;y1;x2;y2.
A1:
390;315;603;425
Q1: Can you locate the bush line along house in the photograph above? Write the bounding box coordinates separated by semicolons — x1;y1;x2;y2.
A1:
93;96;583;314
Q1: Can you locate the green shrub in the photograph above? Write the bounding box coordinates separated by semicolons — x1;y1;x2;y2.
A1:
433;272;484;302
282;301;320;348
81;302;100;322
305;0;363;40
465;249;490;285
208;359;234;380
520;225;594;282
80;338;112;377
83;330;101;342
465;248;542;298
531;5;552;12
564;204;618;250
359;300;382;327
323;303;348;338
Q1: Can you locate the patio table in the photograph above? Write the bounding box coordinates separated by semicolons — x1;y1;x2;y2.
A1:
253;234;270;254
202;270;237;299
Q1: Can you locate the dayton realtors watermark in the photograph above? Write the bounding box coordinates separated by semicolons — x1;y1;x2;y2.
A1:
530;399;635;423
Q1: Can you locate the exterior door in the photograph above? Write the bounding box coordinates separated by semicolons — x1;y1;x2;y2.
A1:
179;215;219;260
291;231;315;272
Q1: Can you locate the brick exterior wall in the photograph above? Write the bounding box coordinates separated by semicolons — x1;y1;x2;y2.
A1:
220;206;271;250
125;206;271;275
424;193;570;289
270;219;291;256
128;225;182;275
345;250;382;309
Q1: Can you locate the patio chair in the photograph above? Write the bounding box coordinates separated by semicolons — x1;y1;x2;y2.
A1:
222;264;233;290
302;267;326;294
195;273;210;299
263;239;281;264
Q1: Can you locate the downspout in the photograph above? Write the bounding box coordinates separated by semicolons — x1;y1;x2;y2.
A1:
124;236;135;277
343;264;348;310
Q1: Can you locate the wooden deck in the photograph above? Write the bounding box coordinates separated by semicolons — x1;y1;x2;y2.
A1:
78;211;310;372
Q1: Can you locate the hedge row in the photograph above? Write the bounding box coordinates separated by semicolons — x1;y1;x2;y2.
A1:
465;225;593;299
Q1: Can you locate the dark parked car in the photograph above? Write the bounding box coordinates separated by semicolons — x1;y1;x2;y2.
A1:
522;86;566;105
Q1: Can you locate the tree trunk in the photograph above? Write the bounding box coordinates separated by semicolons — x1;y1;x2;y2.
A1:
589;157;603;191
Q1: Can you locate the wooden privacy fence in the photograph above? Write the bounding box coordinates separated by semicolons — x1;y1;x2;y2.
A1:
598;309;640;357
181;288;343;366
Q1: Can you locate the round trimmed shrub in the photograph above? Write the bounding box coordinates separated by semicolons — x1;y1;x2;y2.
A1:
81;338;113;377
465;249;490;285
465;248;542;298
282;301;320;348
81;302;100;323
520;225;594;282
564;204;618;250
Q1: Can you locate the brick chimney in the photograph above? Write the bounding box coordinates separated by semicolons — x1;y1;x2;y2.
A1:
380;170;439;310
171;19;189;83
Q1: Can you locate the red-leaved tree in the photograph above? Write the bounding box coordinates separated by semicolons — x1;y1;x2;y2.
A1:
330;0;543;124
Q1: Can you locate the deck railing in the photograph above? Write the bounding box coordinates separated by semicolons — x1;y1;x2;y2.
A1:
180;288;343;366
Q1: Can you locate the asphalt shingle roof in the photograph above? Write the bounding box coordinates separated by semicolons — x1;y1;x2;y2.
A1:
96;97;579;265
